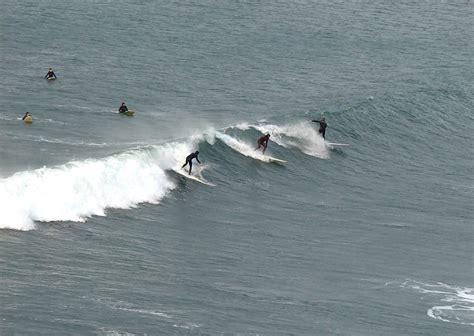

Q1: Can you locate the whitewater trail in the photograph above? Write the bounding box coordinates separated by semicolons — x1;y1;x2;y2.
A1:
214;132;282;163
0;140;199;230
234;121;329;159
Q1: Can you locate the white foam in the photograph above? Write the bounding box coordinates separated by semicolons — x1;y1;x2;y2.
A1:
92;296;172;321
17;134;110;147
117;307;172;319
237;121;329;158
401;279;474;325
0;140;202;231
214;132;277;163
173;322;201;329
99;328;136;336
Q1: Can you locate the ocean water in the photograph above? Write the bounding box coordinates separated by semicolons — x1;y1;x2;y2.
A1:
0;1;472;335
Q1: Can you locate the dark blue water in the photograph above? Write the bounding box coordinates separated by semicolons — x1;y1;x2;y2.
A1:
1;1;472;335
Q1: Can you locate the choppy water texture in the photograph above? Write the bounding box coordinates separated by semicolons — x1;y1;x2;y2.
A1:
0;1;472;335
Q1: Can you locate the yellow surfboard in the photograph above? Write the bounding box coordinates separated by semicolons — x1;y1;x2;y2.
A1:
120;110;135;117
23;116;33;123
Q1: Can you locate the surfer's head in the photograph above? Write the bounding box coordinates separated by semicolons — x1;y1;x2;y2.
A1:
266;133;271;138
195;151;199;155
321;117;325;121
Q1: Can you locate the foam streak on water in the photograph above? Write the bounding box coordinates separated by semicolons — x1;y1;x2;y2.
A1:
402;280;474;326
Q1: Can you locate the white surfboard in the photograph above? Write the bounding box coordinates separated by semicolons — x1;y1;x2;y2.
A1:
172;168;215;186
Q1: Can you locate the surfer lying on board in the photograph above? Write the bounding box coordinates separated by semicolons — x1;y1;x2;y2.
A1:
255;134;271;154
22;112;31;120
45;68;56;80
182;151;201;175
119;102;128;113
312;117;327;139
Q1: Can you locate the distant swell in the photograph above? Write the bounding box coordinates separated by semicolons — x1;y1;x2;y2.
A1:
0;121;329;231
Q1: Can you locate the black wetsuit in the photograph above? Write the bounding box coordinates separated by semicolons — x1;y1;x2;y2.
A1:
182;152;201;174
45;71;56;79
312;119;327;139
256;135;270;154
119;105;128;113
257;136;269;147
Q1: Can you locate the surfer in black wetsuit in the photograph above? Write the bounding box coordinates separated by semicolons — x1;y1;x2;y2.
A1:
22;112;31;120
256;134;270;154
45;68;56;79
119;102;128;113
312;117;327;139
182;151;201;175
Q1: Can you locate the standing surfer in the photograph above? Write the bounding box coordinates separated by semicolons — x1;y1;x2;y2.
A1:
255;134;271;154
182;151;201;175
312;117;327;139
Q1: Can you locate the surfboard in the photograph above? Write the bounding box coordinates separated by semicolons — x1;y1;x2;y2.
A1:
47;77;56;81
120;110;135;117
265;156;287;163
23;116;33;124
172;168;215;186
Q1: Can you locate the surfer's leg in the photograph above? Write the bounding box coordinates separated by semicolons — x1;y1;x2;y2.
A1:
182;160;188;168
188;162;192;175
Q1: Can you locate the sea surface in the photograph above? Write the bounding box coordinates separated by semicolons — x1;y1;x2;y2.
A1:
0;1;472;335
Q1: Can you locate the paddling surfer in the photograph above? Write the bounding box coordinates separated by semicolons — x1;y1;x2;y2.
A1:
45;68;57;80
119;102;128;113
22;112;31;120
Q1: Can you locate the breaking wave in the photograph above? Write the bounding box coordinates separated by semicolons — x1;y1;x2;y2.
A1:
0;121;331;231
